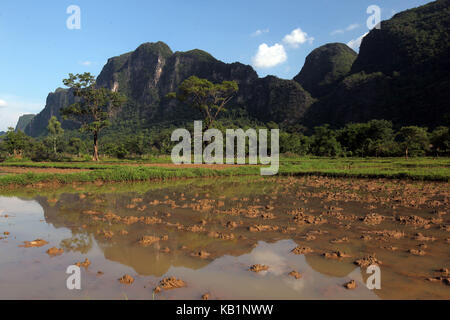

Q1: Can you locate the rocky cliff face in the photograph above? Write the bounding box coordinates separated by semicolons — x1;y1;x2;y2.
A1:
302;0;450;129
15;114;35;132
25;88;77;137
26;42;312;136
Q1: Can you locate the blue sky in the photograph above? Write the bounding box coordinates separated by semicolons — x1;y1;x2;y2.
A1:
0;0;432;131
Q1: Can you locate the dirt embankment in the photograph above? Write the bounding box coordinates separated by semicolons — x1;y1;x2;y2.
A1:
0;167;89;174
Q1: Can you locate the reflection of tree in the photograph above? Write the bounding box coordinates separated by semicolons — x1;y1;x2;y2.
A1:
33;179;283;277
60;233;93;254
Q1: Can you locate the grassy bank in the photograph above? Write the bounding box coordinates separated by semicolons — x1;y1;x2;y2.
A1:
0;157;449;188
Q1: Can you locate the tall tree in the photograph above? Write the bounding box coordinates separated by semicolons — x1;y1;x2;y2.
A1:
47;116;64;156
62;73;126;161
168;76;238;131
397;126;429;158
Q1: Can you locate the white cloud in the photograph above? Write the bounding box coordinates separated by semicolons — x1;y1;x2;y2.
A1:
347;32;369;50
251;28;269;37
346;23;360;31
0;99;7;108
79;61;92;66
331;23;360;35
282;28;314;48
330;29;345;36
252;43;287;69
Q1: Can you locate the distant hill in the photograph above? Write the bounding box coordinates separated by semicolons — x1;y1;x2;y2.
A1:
15;114;35;132
24;0;450;137
302;0;450;128
294;43;357;98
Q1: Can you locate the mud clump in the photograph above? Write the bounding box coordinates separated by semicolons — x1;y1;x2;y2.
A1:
397;215;431;228
138;235;168;246
408;249;426;256
225;221;238;229
344;280;357;289
354;255;382;268
249;264;269;273
362;213;384;225
293;212;327;225
248;225;279;232
3;231;9;236
191;250;211;259
46;247;64;256
330;237;349;244
161;247;171;253
75;258;91;269
186;225;205;233
323;251;351;259
118;274;134;285
154;277;186;293
202;293;210;300
99;230;114;239
414;233;436;242
289;271;302;279
261;212;276;220
208;232;235;240
21;239;48;248
291;246;313;255
363;230;404;241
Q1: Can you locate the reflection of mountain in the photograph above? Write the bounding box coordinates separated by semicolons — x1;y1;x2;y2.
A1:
101;243;208;277
37;188;259;277
304;254;356;278
35;179;365;279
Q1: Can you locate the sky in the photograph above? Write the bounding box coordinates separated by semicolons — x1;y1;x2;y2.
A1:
0;0;432;131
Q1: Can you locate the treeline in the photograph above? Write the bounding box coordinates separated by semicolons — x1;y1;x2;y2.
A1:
0;119;449;162
281;120;450;158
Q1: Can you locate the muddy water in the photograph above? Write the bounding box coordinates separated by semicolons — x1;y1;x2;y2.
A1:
0;176;448;300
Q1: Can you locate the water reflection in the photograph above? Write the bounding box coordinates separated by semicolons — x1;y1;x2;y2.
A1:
0;176;449;299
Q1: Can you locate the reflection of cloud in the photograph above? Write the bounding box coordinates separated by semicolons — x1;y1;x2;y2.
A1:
283;276;305;291
0;99;7;107
250;248;289;276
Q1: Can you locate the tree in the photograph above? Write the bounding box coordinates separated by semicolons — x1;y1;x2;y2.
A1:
280;132;309;155
309;125;342;157
4;127;32;157
168;76;238;131
62;73;126;161
47;116;64;156
430;126;450;156
67;138;84;157
396;126;429;158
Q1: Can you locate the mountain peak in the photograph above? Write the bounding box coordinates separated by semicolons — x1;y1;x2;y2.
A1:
294;42;357;97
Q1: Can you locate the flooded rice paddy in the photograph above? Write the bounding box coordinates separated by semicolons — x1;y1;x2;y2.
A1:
0;176;449;299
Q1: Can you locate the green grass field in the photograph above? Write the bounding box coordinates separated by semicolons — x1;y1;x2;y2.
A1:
0;157;449;188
